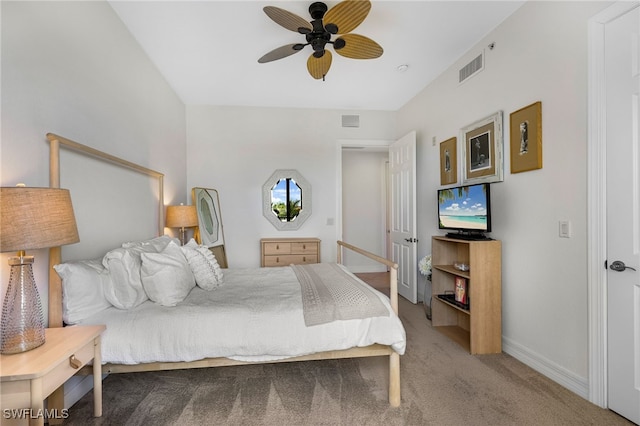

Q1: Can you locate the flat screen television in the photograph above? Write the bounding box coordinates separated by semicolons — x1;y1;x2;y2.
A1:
437;183;492;240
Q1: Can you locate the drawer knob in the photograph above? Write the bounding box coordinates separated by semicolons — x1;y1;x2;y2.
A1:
69;355;82;369
276;244;279;250
276;257;280;263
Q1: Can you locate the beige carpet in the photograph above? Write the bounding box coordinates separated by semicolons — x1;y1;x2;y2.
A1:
64;274;633;425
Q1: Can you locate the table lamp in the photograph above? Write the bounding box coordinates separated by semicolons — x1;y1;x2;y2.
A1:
166;204;198;245
0;186;79;354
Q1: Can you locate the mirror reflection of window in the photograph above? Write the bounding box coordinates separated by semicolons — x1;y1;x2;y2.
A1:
271;178;302;222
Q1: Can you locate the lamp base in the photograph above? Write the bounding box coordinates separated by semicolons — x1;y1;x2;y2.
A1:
0;256;46;354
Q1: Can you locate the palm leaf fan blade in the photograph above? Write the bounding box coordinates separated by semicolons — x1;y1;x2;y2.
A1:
307;51;332;80
334;34;383;59
323;0;371;35
263;6;312;33
258;44;303;63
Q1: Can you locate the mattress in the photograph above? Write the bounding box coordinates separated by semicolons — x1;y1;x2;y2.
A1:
77;264;406;364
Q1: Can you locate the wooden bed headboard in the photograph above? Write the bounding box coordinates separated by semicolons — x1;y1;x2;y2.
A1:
47;133;165;327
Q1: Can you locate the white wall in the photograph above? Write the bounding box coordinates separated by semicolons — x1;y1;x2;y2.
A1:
1;1;187;323
397;1;611;397
186;106;396;268
342;150;389;272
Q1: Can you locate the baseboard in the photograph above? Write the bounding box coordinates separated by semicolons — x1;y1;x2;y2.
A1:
502;336;589;400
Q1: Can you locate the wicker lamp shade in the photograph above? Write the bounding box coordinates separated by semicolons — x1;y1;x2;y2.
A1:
1;187;79;252
0;187;79;354
166;204;197;246
166;205;198;229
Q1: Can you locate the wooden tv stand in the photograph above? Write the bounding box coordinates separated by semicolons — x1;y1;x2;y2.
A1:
431;236;502;354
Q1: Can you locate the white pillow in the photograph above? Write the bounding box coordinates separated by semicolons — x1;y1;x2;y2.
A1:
102;236;176;309
54;259;112;324
182;238;224;290
141;241;196;306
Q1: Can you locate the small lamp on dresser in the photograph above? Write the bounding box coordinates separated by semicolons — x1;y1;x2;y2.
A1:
0;186;80;354
166;204;198;245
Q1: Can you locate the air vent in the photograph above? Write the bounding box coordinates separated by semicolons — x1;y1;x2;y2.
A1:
341;115;360;128
459;53;484;84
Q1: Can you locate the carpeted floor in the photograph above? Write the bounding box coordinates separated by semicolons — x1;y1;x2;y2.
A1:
64;273;633;425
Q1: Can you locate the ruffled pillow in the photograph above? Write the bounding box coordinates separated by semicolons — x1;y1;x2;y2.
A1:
182;238;224;290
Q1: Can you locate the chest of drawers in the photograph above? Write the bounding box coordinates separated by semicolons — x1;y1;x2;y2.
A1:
260;237;320;267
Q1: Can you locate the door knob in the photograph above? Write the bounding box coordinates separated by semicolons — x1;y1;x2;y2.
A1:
610;260;637;272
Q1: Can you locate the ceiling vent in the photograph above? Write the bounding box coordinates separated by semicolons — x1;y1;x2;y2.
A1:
342;115;360;128
459;52;484;84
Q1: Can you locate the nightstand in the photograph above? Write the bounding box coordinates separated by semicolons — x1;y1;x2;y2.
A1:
0;325;105;425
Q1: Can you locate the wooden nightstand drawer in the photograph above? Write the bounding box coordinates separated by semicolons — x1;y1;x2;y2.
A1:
260;238;320;267
2;339;95;413
41;338;94;399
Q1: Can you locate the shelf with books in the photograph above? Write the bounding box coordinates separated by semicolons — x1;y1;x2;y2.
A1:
431;236;502;354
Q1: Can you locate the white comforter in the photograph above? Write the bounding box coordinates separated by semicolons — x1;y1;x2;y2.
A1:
77;265;406;364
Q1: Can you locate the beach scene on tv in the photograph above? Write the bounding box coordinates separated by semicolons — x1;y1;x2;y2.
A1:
438;185;488;230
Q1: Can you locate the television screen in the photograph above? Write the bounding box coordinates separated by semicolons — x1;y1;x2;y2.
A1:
438;183;491;239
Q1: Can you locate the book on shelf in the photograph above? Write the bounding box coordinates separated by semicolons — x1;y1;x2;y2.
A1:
454;276;468;305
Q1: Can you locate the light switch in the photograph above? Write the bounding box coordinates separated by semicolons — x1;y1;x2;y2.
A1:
559;220;571;238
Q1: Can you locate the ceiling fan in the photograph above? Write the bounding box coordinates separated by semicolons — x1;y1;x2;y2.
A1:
258;0;383;81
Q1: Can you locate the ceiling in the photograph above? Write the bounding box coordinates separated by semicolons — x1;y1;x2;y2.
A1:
109;1;525;111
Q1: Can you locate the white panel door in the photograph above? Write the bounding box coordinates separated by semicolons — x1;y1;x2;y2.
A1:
389;131;417;303
605;3;640;423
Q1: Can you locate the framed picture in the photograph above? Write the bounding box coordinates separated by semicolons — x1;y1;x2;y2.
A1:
454;276;468;306
439;137;457;185
510;101;542;173
461;111;504;184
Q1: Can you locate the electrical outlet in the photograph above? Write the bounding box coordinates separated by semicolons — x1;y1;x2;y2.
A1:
559;220;571;238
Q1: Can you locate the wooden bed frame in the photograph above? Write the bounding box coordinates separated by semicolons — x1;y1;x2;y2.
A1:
46;133;401;410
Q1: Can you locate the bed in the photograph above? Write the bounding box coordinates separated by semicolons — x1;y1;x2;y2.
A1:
46;133;404;410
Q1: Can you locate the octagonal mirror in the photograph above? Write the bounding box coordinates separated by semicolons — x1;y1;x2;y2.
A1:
262;169;311;230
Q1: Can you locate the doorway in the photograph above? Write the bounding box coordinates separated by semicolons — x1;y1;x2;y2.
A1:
340;144;390;273
338;132;418;303
587;2;640;422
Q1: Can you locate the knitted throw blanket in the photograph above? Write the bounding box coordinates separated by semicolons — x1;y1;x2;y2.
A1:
291;263;389;326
